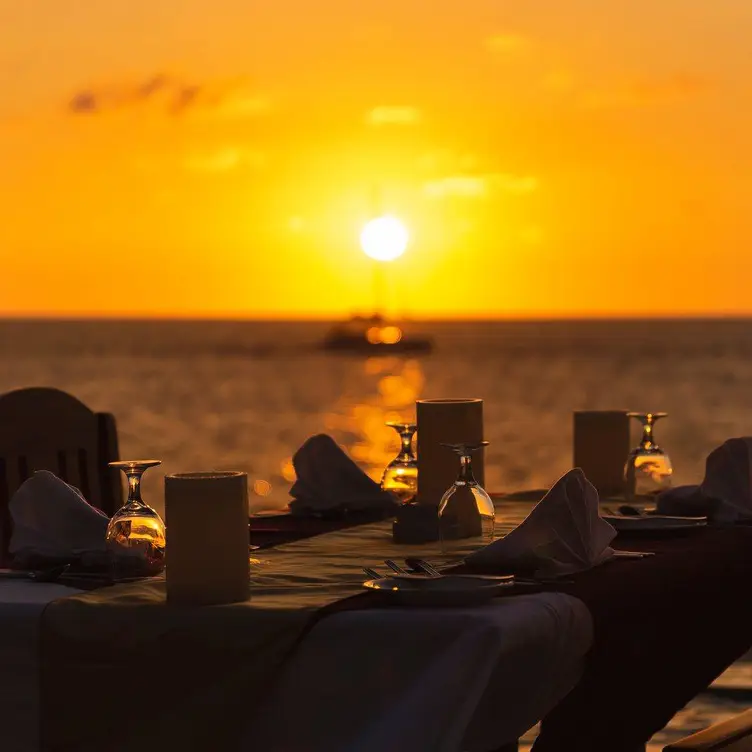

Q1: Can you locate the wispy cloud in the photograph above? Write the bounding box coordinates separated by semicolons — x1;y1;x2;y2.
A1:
365;106;421;126
581;72;711;108
424;173;538;199
66;74;270;118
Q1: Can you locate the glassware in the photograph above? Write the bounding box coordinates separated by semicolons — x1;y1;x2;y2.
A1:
381;422;419;503
438;442;495;549
106;460;167;578
624;413;673;502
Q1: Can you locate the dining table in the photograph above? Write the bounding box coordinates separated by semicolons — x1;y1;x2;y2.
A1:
3;500;752;752
0;511;592;752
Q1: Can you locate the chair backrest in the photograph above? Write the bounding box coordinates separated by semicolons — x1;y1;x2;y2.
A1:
0;387;123;563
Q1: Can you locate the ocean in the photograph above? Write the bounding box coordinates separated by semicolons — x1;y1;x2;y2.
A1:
2;317;752;746
2;317;751;516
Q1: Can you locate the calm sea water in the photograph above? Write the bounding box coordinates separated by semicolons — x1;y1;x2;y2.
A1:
1;317;751;742
2;318;752;515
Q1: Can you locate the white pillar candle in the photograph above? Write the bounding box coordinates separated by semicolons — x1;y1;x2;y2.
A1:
416;399;485;507
164;471;250;606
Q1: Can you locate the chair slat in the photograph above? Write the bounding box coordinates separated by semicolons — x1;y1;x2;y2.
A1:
78;447;100;507
60;449;84;494
24;450;62;478
97;412;123;515
0;458;11;565
5;454;27;495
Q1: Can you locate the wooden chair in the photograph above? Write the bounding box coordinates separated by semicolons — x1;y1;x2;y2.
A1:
664;709;752;750
0;387;123;564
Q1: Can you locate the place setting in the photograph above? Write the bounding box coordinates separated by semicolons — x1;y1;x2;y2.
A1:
4;394;752;752
586;412;709;535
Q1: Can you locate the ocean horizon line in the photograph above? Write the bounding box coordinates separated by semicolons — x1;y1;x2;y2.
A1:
2;313;752;324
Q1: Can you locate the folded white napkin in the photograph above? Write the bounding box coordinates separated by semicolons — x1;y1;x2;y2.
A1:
658;437;752;524
9;470;110;560
288;434;396;516
466;468;617;578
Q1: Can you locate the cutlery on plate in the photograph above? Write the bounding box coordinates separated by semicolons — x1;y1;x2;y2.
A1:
404;558;573;585
384;559;410;575
363;567;382;580
405;558;442;576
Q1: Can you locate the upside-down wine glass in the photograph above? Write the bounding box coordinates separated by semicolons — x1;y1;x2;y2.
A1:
624;413;673;502
106;460;167;578
380;422;419;504
438;442;495;550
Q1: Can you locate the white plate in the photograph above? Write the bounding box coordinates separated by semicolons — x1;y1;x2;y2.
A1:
363;575;514;607
602;514;707;532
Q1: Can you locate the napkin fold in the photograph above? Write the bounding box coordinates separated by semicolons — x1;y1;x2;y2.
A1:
288;434;397;517
466;468;616;578
657;437;752;524
9;470;110;563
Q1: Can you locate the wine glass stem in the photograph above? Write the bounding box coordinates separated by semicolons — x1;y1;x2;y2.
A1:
641;423;653;448
458;455;476;484
126;471;144;504
399;431;416;461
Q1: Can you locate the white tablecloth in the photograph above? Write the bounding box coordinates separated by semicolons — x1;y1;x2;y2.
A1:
0;581;83;752
241;592;591;752
0;583;592;752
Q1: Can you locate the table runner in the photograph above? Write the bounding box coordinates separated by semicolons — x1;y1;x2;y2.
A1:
521;526;752;752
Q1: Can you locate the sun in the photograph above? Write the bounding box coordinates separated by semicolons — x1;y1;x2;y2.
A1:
360;216;409;261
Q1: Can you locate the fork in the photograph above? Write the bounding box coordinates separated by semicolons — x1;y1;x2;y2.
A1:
384;559;411;575
406;558;575;585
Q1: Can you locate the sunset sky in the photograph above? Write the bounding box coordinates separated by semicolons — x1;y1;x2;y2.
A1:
1;0;751;318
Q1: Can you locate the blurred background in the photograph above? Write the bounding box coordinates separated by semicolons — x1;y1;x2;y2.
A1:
1;1;751;513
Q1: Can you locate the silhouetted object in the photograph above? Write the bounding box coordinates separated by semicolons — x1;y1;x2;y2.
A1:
165;471;249;605
438;442;495;544
106;460;166;578
573;410;631;498
322;314;433;353
466;468;616;578
416;398;485;506
249;434;397;547
9;470;109;565
380;421;418;503
658;437;752;523
0;387;122;565
624;412;673;501
290;434;395;515
392;502;440;543
663;708;752;750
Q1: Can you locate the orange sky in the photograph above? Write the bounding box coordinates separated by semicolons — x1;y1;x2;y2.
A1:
1;0;751;318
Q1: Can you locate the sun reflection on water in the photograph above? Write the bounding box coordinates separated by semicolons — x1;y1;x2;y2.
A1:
323;357;425;483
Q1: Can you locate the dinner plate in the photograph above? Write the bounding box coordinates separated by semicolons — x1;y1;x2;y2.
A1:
363;574;514;607
602;514;707;533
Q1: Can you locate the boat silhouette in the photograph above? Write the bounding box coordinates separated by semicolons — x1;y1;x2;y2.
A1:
321;314;433;353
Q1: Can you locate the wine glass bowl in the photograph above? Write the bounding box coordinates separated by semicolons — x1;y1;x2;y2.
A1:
381;422;418;504
624;413;673;502
438;441;495;549
106;460;166;578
